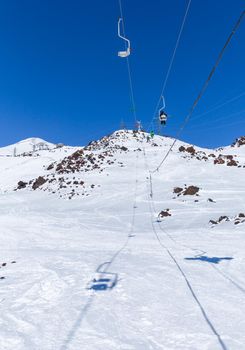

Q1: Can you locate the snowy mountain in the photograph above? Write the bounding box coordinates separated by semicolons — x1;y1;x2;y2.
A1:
0;137;56;156
0;130;245;350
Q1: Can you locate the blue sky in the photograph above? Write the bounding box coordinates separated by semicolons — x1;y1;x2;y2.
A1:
0;0;244;148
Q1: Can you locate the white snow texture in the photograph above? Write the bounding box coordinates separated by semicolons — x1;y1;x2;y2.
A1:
0;130;244;350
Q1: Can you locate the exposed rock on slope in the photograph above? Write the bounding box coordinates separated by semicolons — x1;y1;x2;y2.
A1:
158;209;172;219
12;130;245;200
231;136;245;147
209;213;245;226
173;185;200;196
178;143;243;167
214;154;239;166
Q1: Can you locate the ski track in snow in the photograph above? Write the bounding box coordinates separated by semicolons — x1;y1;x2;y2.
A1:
0;131;244;349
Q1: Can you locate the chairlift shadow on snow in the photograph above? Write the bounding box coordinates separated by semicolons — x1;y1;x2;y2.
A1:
185;256;233;264
60;262;118;349
87;262;118;291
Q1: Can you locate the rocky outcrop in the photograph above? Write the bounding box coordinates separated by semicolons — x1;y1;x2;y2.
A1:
178;144;241;167
209;213;245;226
214;154;238;166
158;209;171;219
32;176;47;190
183;186;200;196
173;185;200;196
231;136;245;147
173;187;183;194
17;181;28;189
214;157;225;165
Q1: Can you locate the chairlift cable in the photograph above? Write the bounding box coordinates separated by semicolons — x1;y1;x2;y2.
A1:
88;149;139;293
141;148;227;350
191;91;245;122
151;10;245;173
148;0;192;131
185;116;245;132
186;108;245;129
118;0;138;124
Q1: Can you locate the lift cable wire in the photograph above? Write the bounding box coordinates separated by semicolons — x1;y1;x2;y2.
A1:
148;0;192;131
118;0;138;124
190;90;245;122
151;10;245;173
183;108;245;132
144;148;206;256
141;148;227;350
103;150;139;274
61;150;140;350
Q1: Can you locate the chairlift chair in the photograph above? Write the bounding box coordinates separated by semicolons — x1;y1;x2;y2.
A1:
118;18;131;58
158;96;168;125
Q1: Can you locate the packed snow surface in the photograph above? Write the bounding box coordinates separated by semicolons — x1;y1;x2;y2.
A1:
0;130;245;350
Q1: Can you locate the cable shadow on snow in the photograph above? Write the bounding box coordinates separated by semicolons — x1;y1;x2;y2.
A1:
211;264;245;295
60;293;95;350
185;256;233;264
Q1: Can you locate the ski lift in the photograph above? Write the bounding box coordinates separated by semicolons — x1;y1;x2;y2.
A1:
118;18;131;58
159;96;168;126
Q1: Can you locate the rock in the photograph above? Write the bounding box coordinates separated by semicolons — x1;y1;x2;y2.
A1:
225;155;233;160
173;187;183;194
179;146;185;152
72;149;84;160
186;146;196;155
17;181;28;189
207;198;215;203
231;136;245;147
218;216;229;223
47;163;54;171
158;210;171;218
210;213;245;226
214;157;225;165
32;176;47;190
227;159;238;166
120;146;128;151
183;186;199;196
209;220;218;225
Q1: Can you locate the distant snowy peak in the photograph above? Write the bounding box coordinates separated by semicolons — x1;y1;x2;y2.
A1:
0;137;58;156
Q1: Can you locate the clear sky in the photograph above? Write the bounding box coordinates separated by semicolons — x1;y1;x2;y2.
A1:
0;0;244;148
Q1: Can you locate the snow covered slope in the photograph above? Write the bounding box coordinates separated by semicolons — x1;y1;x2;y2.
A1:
0;137;56;156
0;130;244;350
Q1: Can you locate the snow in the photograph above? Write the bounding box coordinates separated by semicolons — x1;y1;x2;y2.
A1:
0;130;244;349
0;138;57;156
